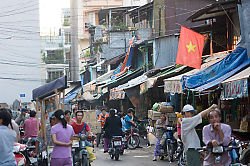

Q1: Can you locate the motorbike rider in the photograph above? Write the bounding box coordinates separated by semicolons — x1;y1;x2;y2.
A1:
0;108;17;166
124;108;136;130
97;108;109;147
202;108;231;166
15;108;27;126
103;108;123;153
181;104;218;166
70;110;93;146
153;113;168;161
23;110;40;143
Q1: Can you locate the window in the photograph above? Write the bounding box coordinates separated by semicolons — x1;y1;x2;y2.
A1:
232;35;239;50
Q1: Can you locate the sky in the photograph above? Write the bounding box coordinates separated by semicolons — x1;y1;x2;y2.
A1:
39;0;69;35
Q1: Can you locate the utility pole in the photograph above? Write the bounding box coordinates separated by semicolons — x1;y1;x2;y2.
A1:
70;0;79;81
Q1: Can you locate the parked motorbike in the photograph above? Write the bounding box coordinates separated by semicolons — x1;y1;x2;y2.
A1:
232;130;250;165
108;136;123;160
37;146;53;166
13;142;27;166
174;139;186;166
159;126;177;162
14;140;37;166
136;119;148;140
238;141;250;164
20;138;38;166
123;125;140;149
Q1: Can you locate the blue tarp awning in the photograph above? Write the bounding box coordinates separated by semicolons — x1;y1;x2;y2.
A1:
182;47;248;90
64;87;81;103
193;58;250;91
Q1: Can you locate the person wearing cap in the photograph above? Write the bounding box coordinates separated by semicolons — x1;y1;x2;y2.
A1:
15;108;27;125
181;104;217;166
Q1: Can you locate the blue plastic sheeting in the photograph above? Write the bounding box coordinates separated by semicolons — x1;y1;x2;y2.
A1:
193;59;250;91
125;46;135;68
112;63;122;79
64;87;81;103
182;47;248;90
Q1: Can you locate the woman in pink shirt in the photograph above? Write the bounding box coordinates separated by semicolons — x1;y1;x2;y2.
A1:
50;109;75;166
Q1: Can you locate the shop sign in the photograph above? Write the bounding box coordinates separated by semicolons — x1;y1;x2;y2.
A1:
140;82;148;94
164;80;182;93
221;78;248;100
110;88;125;100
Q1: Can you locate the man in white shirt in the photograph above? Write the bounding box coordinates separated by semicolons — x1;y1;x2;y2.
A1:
181;104;217;166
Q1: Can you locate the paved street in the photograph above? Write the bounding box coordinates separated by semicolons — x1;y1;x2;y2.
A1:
92;146;177;166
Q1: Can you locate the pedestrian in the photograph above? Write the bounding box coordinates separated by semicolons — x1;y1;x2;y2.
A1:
15;108;27;126
95;106;101;119
0;108;17;166
35;113;56;157
103;109;123;153
153;113;168;161
117;112;126;133
202;108;231;166
181;104;217;166
8;109;20;142
50;109;75;166
65;110;74;124
124;108;135;130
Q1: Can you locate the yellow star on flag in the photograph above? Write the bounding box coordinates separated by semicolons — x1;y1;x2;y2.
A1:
186;41;196;53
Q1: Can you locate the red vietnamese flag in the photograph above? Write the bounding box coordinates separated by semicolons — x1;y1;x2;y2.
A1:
176;26;205;69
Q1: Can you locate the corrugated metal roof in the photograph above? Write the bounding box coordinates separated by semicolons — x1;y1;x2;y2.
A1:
101;44;126;61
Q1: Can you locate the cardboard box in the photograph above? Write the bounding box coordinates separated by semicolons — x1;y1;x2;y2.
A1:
158;105;174;113
151;110;161;120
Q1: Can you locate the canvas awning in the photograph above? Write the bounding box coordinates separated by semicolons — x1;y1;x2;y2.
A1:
220;66;250;100
221;66;250;84
146;65;188;89
32;76;67;100
115;74;148;91
163;51;229;93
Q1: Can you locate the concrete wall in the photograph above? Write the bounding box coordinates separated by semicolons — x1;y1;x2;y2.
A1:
238;0;250;58
0;0;41;104
154;35;179;68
